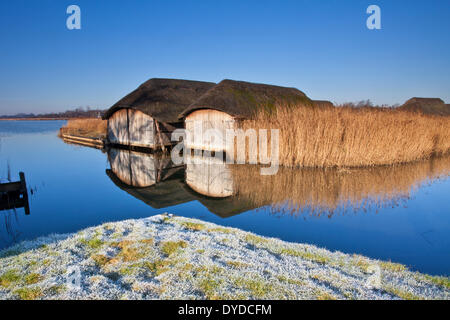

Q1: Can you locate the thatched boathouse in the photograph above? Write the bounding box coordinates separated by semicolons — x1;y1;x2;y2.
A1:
312;100;334;108
179;79;313;152
399;97;450;116
103;78;215;150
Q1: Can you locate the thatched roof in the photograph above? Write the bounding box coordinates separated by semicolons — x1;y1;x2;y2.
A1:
399;97;450;116
179;79;312;119
312;100;334;108
103;78;216;123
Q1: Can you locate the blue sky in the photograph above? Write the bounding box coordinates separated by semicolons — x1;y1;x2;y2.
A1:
0;0;449;114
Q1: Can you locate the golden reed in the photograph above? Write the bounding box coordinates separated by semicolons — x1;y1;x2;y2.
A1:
60;119;107;139
241;104;450;168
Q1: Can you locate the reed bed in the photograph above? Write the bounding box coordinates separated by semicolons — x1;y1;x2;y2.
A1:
241;104;450;168
231;156;450;217
59;119;107;139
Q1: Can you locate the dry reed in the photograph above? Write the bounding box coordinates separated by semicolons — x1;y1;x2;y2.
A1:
241;104;450;168
59;119;107;139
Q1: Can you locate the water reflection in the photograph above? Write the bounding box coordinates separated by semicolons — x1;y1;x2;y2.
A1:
107;148;182;187
106;169;191;209
230;158;450;217
185;155;234;198
106;149;259;218
106;148;450;219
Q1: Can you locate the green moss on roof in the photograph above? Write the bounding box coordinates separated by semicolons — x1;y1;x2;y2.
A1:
179;79;314;119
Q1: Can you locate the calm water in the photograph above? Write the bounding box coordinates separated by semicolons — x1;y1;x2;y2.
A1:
0;120;449;276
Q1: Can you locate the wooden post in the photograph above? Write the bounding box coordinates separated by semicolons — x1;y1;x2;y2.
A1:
155;121;166;153
106;118;110;146
19;172;30;215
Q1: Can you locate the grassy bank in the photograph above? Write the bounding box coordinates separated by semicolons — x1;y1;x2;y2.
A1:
241;104;450;168
59;119;107;139
0;214;448;300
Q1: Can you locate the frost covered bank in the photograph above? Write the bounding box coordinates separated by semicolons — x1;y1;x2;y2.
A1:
0;214;449;300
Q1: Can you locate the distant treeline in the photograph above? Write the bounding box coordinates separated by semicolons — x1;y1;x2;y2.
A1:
0;107;106;119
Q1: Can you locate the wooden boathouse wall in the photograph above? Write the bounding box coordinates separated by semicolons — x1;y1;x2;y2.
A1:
107;109;173;150
184;109;236;154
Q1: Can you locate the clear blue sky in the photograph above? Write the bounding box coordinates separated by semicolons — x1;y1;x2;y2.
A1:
1;0;449;115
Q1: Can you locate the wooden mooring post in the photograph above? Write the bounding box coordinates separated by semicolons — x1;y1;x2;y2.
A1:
0;171;30;215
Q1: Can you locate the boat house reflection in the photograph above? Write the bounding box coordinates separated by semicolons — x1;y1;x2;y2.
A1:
106;148;259;218
185;155;234;198
107;148;183;187
106;147;450;219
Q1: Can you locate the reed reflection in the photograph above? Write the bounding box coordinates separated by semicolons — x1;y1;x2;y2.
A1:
106;147;450;219
230;157;450;217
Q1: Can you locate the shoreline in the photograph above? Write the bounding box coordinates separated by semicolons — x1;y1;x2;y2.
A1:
0;214;448;300
55;120;450;170
58;131;450;171
0;118;78;121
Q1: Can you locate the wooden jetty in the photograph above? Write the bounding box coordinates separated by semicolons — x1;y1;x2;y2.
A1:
0;172;30;214
60;134;105;149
